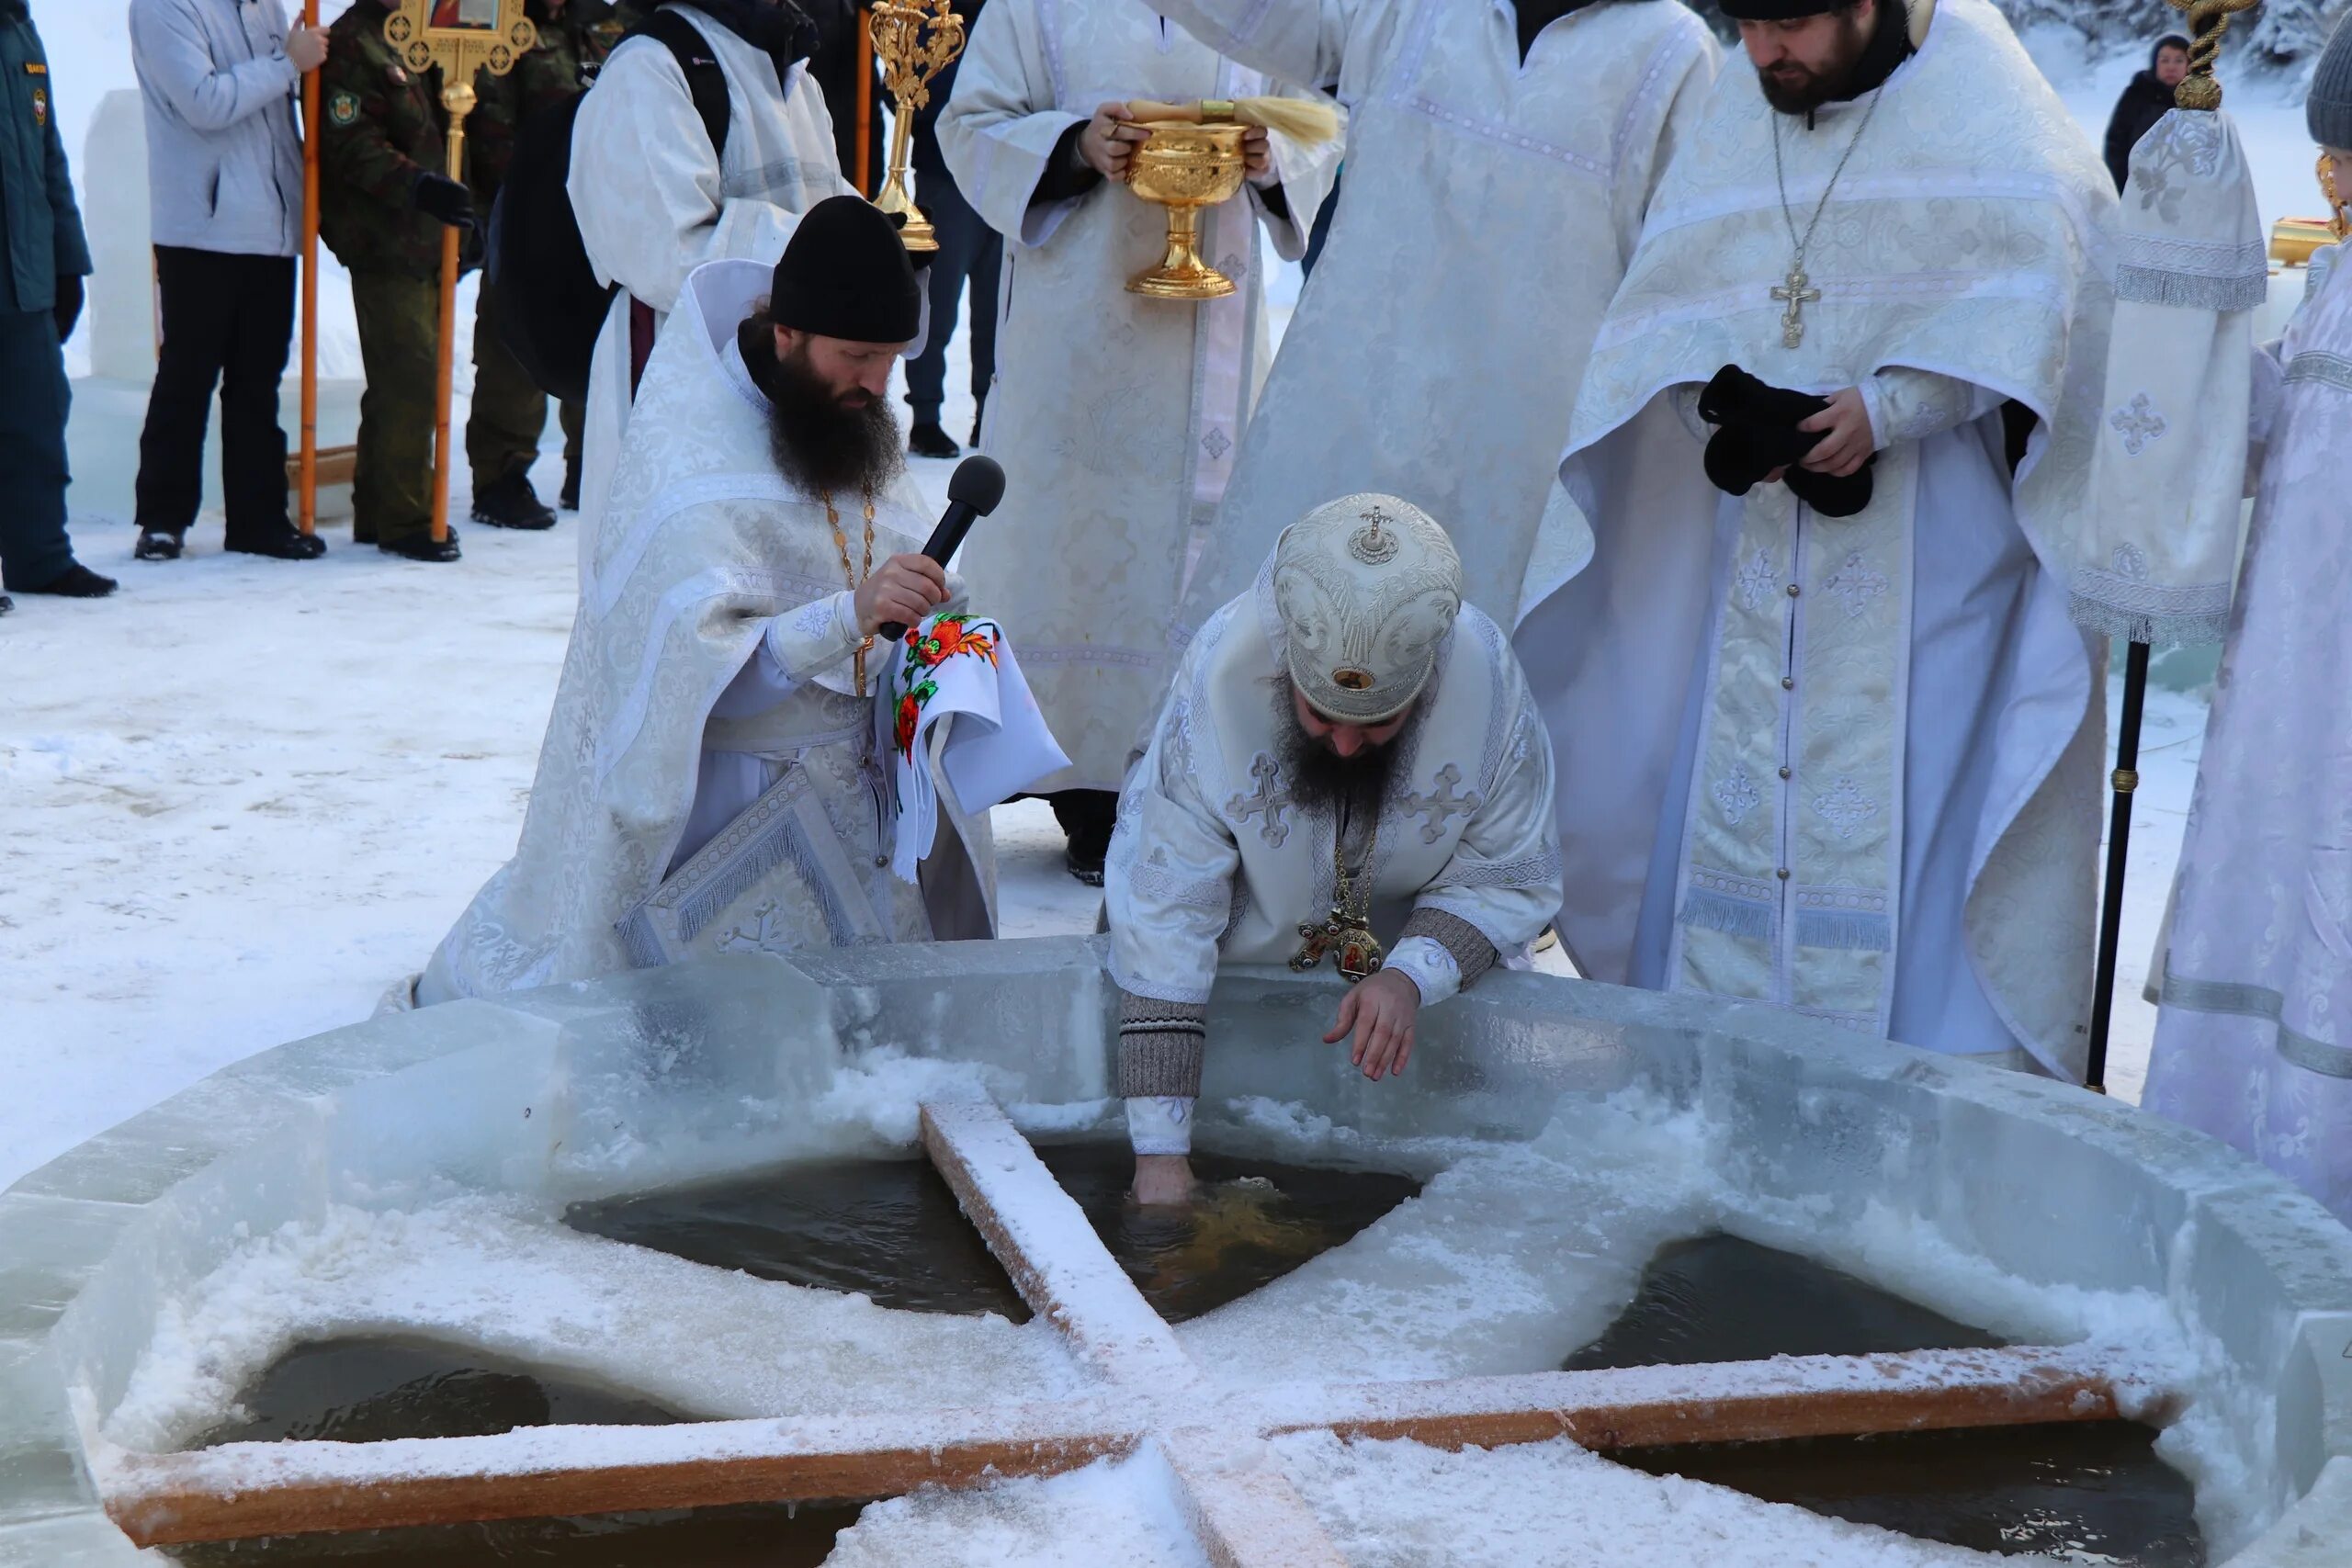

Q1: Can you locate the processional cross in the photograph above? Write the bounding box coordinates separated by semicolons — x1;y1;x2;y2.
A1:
101;1097;2171;1564
1771;265;1821;349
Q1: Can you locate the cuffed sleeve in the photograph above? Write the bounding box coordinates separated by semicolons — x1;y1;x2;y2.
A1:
1119;992;1208;1098
1398;906;1498;994
757;591;865;683
1413;686;1562;958
1860;368;2004;451
1125;1093;1196;1156
934;3;1093;246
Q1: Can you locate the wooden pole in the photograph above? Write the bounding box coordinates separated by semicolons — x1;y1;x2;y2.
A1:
2086;640;2152;1094
298;0;320;536
429;87;473;547
855;8;875;197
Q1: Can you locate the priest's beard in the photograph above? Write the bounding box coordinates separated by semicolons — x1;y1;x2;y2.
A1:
1756;7;1873;114
1273;685;1409;821
763;342;905;500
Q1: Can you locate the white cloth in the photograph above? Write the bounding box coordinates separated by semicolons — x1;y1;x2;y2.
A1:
935;2;1339;791
1156;0;1718;636
1526;0;2117;1078
418;260;994;1002
569;5;857;582
878;611;1070;883
2143;248;2352;1226
2071;107;2267;649
1105;558;1561;1008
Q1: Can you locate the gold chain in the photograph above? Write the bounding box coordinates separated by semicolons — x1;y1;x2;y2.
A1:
1331;802;1379;931
823;491;878;696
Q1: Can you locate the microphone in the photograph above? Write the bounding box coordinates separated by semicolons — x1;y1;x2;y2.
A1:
877;455;1007;640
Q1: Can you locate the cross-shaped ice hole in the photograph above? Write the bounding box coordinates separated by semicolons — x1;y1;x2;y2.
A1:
98;1098;2165;1562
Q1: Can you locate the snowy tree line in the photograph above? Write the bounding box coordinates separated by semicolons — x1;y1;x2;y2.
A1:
1997;0;2347;68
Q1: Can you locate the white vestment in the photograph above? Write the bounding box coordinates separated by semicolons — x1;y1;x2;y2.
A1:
569;6;856;575
1154;0;1717;634
2144;250;2352;1224
420;260;998;1003
1105;568;1561;1004
1526;0;2116;1079
936;2;1339;791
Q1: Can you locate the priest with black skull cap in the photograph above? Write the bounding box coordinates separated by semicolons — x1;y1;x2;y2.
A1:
421;198;1050;1003
1521;0;2122;1082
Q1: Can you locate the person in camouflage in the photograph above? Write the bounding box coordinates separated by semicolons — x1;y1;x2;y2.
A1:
470;0;637;512
317;0;561;558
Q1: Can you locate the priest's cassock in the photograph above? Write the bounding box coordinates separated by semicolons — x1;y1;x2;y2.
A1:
1153;0;1719;636
1524;0;2119;1081
935;1;1339;874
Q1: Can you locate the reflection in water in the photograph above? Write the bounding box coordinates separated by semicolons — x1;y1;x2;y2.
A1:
1572;1234;2204;1566
566;1140;1423;1324
169;1339;863;1568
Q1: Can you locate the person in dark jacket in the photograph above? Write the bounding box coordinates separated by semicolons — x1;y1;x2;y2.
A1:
0;0;113;602
2104;35;2189;194
904;0;995;458
802;0;882;197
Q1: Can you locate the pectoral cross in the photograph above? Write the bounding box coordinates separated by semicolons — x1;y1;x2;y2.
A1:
1770;265;1820;349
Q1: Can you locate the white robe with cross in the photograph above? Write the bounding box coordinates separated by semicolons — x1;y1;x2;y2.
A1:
1150;0;1718;636
1525;0;2118;1079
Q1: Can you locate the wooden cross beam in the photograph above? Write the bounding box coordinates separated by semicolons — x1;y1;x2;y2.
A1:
96;1098;2155;1562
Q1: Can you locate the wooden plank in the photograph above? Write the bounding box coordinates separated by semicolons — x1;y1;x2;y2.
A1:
920;1098;1196;1386
1163;1430;1351;1568
284;444;356;491
103;1397;1136;1548
1256;1344;2127;1453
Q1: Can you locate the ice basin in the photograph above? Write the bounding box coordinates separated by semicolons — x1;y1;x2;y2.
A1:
3;937;2350;1566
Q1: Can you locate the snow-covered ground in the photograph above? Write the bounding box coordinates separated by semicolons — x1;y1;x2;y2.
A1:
0;18;2316;1186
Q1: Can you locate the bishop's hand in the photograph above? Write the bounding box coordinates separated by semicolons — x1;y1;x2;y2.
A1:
1132;1154;1195;1208
1326;968;1421;1082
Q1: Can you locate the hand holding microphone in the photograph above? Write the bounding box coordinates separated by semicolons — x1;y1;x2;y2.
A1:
876;456;1007;641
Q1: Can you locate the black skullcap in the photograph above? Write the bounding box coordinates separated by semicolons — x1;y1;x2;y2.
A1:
770;196;922;344
1718;0;1845;18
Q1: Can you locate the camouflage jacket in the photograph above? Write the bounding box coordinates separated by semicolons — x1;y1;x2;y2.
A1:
469;0;637;197
317;0;456;276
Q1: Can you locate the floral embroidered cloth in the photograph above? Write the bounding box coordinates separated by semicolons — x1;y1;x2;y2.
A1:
879;614;1069;885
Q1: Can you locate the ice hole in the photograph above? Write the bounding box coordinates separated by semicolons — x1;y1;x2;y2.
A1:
164;1337;871;1568
564;1138;1422;1324
1573;1234;2204;1564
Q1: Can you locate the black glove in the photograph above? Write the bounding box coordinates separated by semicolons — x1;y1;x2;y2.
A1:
411;170;477;232
1697;364;1874;518
52;273;84;343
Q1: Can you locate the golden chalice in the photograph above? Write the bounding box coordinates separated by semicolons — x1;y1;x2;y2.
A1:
1122;120;1249;300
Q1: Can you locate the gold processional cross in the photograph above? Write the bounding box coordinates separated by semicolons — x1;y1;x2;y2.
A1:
1771;265;1821;349
102;1097;2165;1566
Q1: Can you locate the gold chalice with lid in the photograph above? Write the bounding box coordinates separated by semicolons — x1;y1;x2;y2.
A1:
1120;115;1249;300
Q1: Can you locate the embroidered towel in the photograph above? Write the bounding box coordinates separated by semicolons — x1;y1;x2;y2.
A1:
2073;107;2263;649
879;614;1069;884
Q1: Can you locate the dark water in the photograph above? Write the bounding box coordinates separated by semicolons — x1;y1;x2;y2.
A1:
169;1339;865;1568
565;1140;1423;1324
1571;1234;2204;1565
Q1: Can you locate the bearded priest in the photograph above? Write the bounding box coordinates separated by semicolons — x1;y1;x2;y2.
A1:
420;199;1013;1003
1106;496;1562;1205
1522;0;2117;1080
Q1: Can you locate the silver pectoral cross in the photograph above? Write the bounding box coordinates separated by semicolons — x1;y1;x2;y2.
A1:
1770;265;1821;349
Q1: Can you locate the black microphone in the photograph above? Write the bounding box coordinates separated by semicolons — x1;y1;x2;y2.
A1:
878;455;1007;640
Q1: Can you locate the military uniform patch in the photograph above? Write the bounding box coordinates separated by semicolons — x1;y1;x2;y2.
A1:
328;90;360;127
30;86;46;128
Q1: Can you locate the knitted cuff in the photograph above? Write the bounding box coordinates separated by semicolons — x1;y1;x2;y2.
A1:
1118;991;1208;1098
1400;907;1499;991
